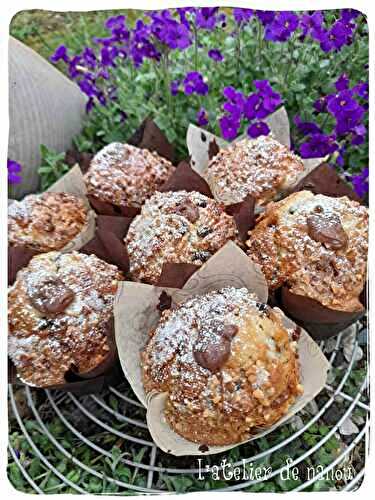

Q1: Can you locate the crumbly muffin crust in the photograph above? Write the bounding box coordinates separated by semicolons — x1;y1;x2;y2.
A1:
8;192;89;252
126;190;238;284
205;135;304;206
247;191;368;312
84;143;174;208
8;251;123;387
142;287;302;446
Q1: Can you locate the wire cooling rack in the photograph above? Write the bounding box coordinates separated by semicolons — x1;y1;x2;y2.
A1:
8;323;369;494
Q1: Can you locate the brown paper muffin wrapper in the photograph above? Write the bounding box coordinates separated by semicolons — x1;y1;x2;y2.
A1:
8;316;123;395
291;163;361;202
81;215;132;274
8;165;97;285
186;106;327;207
114;242;329;456
86;118;176;217
279;287;364;340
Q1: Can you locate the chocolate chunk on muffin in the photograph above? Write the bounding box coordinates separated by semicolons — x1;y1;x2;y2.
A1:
205;135;304;206
126;190;238;284
84;143;174;209
8;251;123;387
246;191;368;312
8;192;89;252
142;287;302;446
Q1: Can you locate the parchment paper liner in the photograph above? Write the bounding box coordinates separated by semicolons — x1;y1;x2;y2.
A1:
114;242;329;456
86;118;176;217
186;106;328;207
8;165;97;284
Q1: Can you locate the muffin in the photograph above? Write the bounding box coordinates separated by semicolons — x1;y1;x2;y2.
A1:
142;287;302;446
8;251;123;387
247;191;368;312
84;143;174;209
126;190;238;284
8;192;89;252
205;135;304;206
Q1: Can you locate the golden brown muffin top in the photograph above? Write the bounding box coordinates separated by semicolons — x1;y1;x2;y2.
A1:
84;143;174;208
142;287;302;445
8;192;89;252
247;191;368;312
8;251;123;387
126;190;238;284
205;135;304;206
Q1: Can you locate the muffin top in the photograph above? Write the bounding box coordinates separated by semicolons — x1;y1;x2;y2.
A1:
247;191;368;312
8;251;123;387
8;192;89;252
126;190;238;284
205;135;304;206
142;287;302;446
84;143;174;208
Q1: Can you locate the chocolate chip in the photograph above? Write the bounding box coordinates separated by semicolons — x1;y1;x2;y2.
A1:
192;251;211;263
193;337;231;372
173;201;199;223
292;326;301;341
201;132;207;142
307;212;348;250
199;444;209;452
196;200;207;208
222;324;238;339
197;226;212;237
157;291;172;312
256;302;268;313
28;277;74;314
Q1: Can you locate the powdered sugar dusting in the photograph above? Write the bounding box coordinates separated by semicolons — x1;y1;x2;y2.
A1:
126;190;238;283
84;143;174;208
206;134;304;205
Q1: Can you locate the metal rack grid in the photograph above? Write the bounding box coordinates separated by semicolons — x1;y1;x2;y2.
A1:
8;325;369;494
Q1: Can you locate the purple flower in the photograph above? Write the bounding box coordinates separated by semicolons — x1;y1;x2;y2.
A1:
233;8;253;25
222;86;246;118
341;9;361;23
335;73;350;91
256;11;276;26
265;11;299;42
351;124;366;145
130;20;160;66
7;159;22;184
105;15;126;29
336;146;346;167
82;47;97;69
219;116;240;140
247;121;270;138
170;79;180;96
327;90;359;116
353;81;369;100
313;96;328;114
149;10;191;50
50;45;69;63
294;115;322;135
100;46;118;67
300;11;324;39
183;72;208;96
252;80;282;117
335;106;365;136
195;8;221;31
197;107;209;126
300;134;338;158
208;49;224;62
350;167;368;198
317;21;352;52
